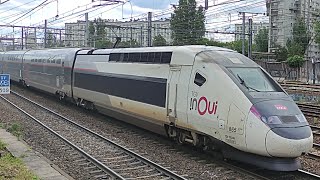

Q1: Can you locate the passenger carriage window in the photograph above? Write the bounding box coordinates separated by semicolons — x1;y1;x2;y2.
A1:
56;59;61;64
137;53;142;62
115;53;121;61
108;54;114;61
154;52;161;63
161;52;172;64
140;53;148;62
123;53;129;62
131;53;141;62
109;53;120;61
128;53;133;62
119;53;124;62
148;52;155;63
194;72;206;87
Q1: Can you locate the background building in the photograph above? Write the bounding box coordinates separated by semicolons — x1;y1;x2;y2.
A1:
25;31;37;49
64;19;171;47
234;22;269;41
65;20;86;47
266;0;320;60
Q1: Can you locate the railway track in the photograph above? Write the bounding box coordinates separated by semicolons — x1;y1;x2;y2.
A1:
311;125;320;135
0;91;186;180
302;125;320;163
220;160;320;180
297;103;320;118
278;81;320;96
308;142;320;159
279;81;320;86
2;90;320;180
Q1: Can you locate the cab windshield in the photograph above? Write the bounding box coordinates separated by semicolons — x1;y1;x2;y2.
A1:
228;67;278;92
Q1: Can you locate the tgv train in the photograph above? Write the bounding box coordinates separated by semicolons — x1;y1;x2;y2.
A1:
0;46;313;171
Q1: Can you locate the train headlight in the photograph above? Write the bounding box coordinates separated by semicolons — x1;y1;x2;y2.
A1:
264;116;282;124
296;114;307;123
250;106;282;125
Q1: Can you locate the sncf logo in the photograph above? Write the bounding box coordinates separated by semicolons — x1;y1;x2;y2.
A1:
275;104;287;110
190;96;218;116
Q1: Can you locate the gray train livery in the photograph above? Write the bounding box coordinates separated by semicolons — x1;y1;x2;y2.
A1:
0;46;313;171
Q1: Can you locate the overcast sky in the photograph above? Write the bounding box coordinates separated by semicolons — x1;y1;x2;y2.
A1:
0;0;267;42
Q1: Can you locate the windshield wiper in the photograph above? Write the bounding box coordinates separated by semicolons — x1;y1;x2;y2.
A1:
237;74;260;92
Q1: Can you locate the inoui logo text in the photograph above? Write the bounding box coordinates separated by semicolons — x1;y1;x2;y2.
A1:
190;91;218;116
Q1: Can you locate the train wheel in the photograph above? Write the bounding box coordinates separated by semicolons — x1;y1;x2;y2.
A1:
176;132;185;145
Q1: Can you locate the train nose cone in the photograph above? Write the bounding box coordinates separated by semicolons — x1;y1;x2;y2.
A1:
265;126;313;157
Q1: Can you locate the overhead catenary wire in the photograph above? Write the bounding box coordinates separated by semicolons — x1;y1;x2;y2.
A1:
0;0;38;15
8;0;54;24
0;0;319;51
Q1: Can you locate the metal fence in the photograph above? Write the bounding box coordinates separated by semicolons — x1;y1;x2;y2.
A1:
254;60;320;84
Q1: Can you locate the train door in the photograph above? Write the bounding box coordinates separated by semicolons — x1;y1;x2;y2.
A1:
20;51;29;84
56;56;64;89
19;54;24;81
167;65;181;126
187;54;221;141
187;67;208;127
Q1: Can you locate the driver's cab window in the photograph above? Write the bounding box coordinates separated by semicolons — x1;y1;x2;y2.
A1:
194;72;206;87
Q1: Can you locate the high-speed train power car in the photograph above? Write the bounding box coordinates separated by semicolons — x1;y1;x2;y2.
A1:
0;46;313;171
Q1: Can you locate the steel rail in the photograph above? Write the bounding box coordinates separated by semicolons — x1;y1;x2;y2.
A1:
9;90;187;180
0;94;124;179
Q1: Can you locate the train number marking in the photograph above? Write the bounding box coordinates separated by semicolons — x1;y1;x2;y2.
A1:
225;135;236;144
228;126;237;133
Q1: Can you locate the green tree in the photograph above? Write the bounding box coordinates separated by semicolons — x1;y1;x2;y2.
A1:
286;39;304;57
315;21;320;45
89;18;112;48
128;39;139;47
88;21;95;47
153;34;167;46
283;20;308;80
287;55;304;68
95;39;112;49
197;38;227;47
170;0;205;45
274;45;288;62
118;39;139;48
46;30;56;48
222;40;257;56
254;27;268;52
225;40;248;54
289;18;310;55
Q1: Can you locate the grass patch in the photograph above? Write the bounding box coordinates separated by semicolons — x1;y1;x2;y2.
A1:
0;154;38;180
0;123;4;128
0;140;38;179
0;140;6;151
7;123;22;139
